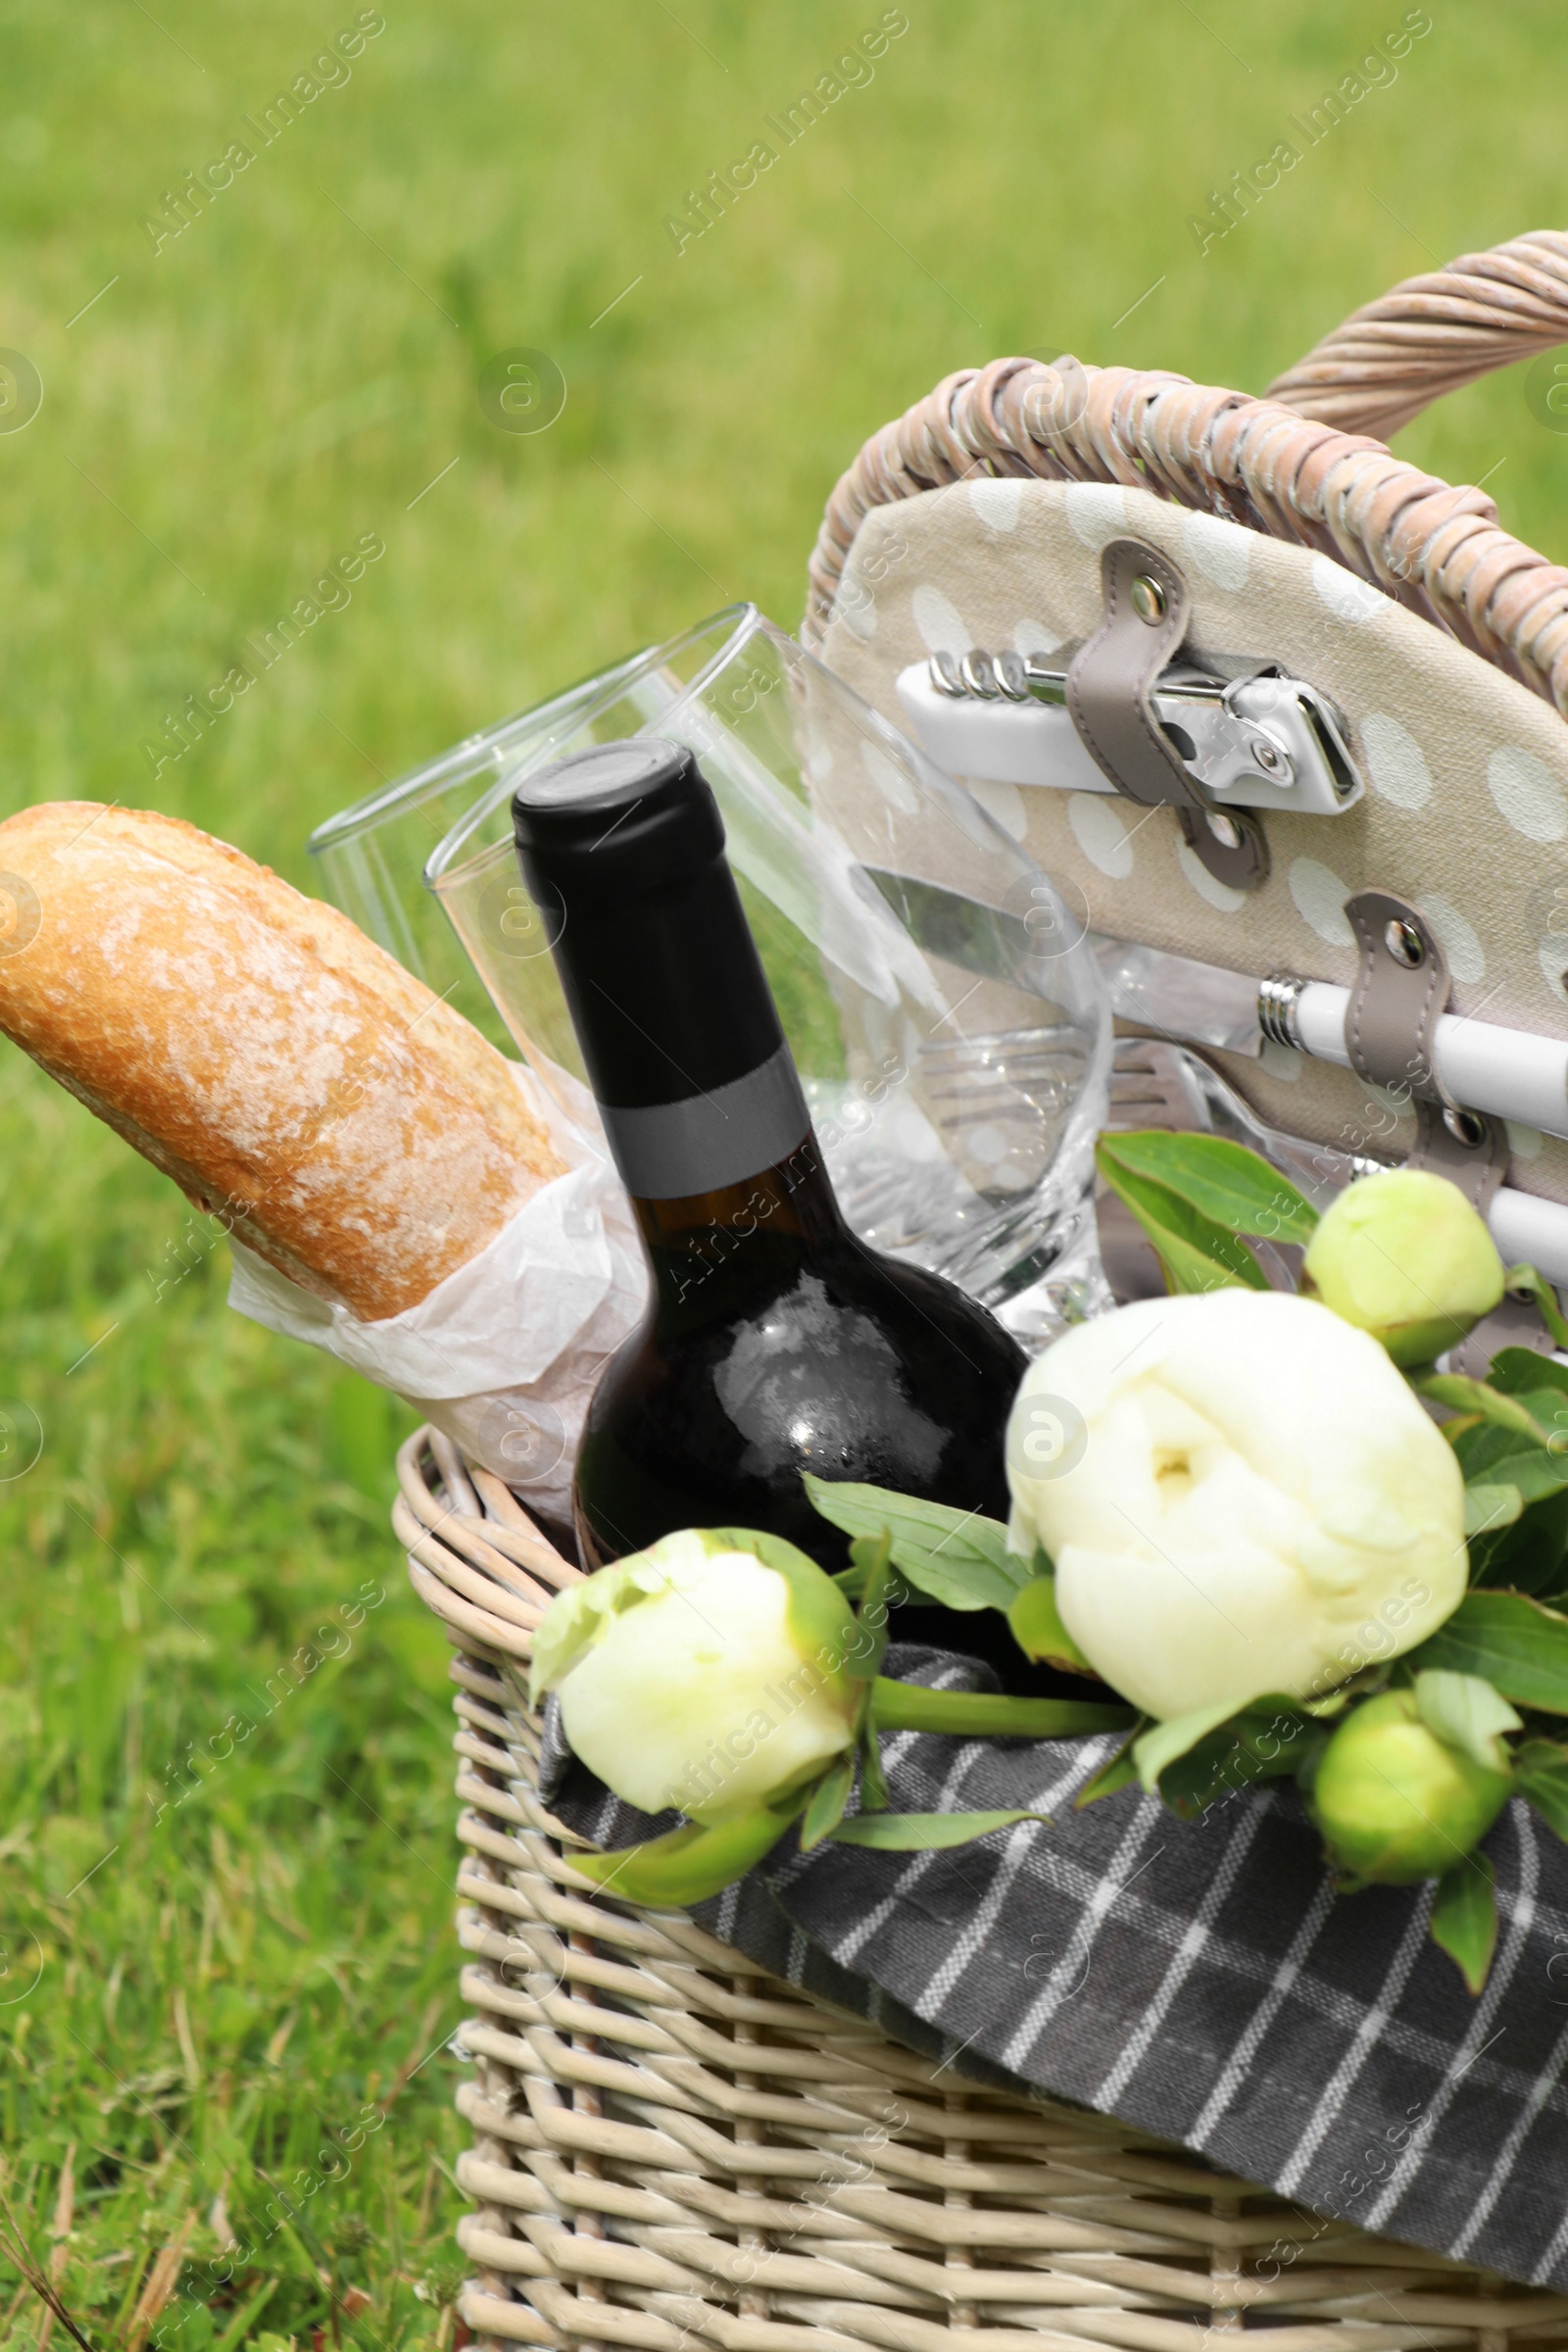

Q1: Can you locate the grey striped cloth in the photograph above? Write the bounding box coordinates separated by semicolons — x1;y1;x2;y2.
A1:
543;1647;1568;2290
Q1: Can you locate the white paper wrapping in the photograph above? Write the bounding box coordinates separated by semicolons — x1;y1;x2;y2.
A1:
226;1064;648;1526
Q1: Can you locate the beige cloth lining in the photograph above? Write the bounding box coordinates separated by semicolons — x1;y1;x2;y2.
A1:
817;474;1568;1205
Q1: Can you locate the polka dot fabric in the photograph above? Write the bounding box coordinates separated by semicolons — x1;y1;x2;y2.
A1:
816;476;1568;1207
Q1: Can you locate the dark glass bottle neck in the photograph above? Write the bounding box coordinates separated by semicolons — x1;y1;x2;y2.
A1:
631;1129;852;1334
525;831;783;1112
522;810;822;1204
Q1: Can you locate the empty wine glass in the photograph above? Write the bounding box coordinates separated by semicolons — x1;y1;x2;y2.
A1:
306;634;688;1048
422;608;1111;1341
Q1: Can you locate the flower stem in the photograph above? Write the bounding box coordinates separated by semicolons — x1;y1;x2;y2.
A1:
869;1679;1135;1738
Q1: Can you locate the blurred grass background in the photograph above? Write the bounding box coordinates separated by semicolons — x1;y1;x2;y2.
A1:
2;1;1566;2341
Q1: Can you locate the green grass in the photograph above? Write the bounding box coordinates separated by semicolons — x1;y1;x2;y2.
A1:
3;1;1568;2342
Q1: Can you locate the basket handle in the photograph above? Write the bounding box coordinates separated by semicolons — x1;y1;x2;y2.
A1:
1265;229;1568;437
805;234;1568;717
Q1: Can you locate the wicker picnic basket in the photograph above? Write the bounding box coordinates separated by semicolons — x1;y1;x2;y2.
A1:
396;1428;1568;2352
803;229;1568;1234
804;229;1568;700
395;238;1568;2349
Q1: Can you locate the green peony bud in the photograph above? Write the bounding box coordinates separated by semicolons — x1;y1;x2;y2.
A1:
530;1528;864;1825
1300;1168;1504;1367
1308;1690;1512;1885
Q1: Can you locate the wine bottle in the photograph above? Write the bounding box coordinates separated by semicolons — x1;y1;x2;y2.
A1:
511;737;1038;1686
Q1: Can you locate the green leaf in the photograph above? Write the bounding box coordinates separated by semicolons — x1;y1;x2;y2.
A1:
829;1807;1051;1851
1006;1573;1092;1672
1471;1487;1568;1600
1097;1130;1319;1246
1450;1420;1568;1507
1414;1670;1522;1772
869;1676;1134;1739
1486;1453;1568;1509
1464;1484;1524;1538
1132;1699;1247;1792
1488;1347;1568;1399
1504;1390;1568;1445
1153;1705;1327;1821
1417;1375;1550;1445
1075;1732;1146;1807
1094;1139;1267;1295
804;1475;1028;1610
569;1800;803;1907
800;1752;856;1851
1410;1591;1568;1714
1502;1264;1568;1351
1430;1857;1498;1995
1516;1739;1568;1838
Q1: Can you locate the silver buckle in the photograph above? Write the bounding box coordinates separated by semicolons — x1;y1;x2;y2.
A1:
917;648;1362;819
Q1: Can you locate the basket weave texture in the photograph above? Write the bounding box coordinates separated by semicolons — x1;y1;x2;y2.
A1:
802;231;1568;717
395;1431;1568;2352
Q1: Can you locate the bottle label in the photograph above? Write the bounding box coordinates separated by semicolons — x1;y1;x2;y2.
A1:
601;1043;810;1200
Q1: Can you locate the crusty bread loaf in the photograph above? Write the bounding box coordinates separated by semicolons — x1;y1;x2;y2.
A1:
0;803;564;1319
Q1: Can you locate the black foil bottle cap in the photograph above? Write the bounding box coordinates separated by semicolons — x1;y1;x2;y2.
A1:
510;738;801;1160
512;737;723;907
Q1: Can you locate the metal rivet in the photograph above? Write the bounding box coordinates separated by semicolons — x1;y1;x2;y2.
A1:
1384;917;1425;968
1205;809;1242;850
1130;573;1166;624
1442;1105;1487;1150
1250;737;1285;776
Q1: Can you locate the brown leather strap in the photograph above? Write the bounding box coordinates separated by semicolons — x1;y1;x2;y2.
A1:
1065;539;1267;894
1171;807;1269;898
1407;1102;1510;1212
1344;889;1448;1100
1067;541;1197;812
1343;888;1508;1211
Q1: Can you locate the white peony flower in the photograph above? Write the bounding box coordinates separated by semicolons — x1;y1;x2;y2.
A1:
530;1528;862;1822
1005;1291;1466;1721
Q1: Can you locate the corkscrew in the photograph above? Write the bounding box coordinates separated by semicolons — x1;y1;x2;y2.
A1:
898;649;1363;817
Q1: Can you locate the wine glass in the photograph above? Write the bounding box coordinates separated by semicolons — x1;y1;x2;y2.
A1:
305;631;725;1049
423;608;1111;1343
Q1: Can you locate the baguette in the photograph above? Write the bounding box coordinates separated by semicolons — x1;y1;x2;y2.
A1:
0;802;564;1319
